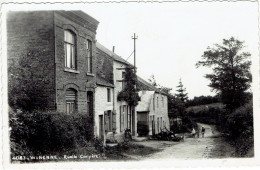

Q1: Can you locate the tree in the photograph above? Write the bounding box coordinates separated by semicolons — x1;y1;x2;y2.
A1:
174;79;188;116
8;50;48;111
117;66;140;107
148;74;172;93
148;74;158;87
196;37;252;112
175;79;188;103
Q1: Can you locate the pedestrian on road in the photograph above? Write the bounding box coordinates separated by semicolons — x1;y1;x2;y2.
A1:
191;128;196;138
201;126;205;138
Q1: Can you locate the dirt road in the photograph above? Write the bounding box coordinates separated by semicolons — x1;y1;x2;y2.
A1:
138;123;236;160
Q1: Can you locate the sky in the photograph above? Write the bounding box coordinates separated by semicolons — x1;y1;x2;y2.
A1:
78;2;259;98
3;1;259;99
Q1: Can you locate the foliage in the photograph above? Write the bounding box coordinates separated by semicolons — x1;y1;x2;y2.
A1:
175;79;188;102
187;106;226;125
196;37;252;112
9;110;94;157
173;79;188;116
187;95;220;107
225;101;254;156
117;66;140;107
148;74;159;87
226;101;253;139
8;50;48;111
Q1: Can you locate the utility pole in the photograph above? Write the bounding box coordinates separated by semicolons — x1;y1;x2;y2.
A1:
132;33;138;74
131;33;138;137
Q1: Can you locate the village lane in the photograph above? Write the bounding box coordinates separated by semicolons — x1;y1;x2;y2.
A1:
139;123;236;160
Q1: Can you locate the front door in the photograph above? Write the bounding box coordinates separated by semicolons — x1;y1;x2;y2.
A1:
99;115;104;140
137;112;149;137
152;115;155;135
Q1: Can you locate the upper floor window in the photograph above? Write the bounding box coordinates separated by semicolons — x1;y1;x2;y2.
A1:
122;72;126;89
87;40;92;73
107;88;111;102
64;30;76;69
162;96;164;107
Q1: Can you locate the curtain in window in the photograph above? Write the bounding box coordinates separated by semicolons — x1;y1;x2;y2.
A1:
64;30;75;69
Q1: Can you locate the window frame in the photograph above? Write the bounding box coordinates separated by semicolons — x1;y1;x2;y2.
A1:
64;30;77;70
122;71;126;90
65;88;77;114
107;88;111;102
86;40;92;73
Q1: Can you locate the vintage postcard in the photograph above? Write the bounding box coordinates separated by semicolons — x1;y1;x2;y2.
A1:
1;0;260;169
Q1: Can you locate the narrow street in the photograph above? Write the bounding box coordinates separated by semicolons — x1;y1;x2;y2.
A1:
136;123;236;160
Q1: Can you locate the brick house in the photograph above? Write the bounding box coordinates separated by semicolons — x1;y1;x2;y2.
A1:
8;10;170;143
7;11;99;116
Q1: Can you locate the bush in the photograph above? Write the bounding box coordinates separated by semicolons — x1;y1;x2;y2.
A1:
10;110;94;157
225;101;253;156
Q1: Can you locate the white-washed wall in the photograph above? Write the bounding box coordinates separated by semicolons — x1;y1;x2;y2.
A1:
94;86;113;138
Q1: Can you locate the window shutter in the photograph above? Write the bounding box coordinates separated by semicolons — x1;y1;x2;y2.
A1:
112;110;116;132
104;111;108;132
120;106;123;132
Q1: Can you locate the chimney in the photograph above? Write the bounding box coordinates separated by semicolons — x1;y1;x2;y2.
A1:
112;46;115;53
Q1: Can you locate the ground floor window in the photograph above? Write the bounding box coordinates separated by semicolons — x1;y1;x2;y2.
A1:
105;110;116;132
120;105;130;132
66;88;77;114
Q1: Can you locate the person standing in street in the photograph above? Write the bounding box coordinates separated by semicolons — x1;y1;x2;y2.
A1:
201;126;205;138
191;128;196;138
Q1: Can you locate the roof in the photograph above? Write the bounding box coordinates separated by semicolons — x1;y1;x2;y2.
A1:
96;42;168;96
136;91;154;112
137;76;168;96
96;75;114;88
96;42;134;66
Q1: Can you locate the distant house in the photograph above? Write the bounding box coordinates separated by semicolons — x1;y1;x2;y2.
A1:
136;78;170;136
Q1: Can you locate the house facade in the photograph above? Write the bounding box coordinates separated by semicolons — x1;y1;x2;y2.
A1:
96;42;136;142
8;10;170;143
7;11;99;116
96;42;170;140
94;76;114;142
136;77;170;136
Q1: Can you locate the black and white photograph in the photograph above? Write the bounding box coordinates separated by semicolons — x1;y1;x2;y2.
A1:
1;0;259;168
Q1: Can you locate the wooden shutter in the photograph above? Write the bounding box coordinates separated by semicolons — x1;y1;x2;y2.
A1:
112;110;116;132
120;106;123;132
104;111;109;132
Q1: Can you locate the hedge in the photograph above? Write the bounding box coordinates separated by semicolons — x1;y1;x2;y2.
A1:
9;110;94;157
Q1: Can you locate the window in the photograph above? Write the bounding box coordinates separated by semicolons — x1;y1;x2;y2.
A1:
104;110;116;132
86;40;92;73
120;105;128;131
87;92;93;116
108;111;112;131
122;72;126;89
64;30;76;69
66;88;77;114
157;96;159;108
107;88;111;102
162;96;164;107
